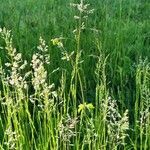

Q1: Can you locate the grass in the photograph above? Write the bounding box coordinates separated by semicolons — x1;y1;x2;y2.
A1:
0;0;150;149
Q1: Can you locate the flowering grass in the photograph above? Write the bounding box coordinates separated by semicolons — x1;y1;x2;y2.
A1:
0;0;150;149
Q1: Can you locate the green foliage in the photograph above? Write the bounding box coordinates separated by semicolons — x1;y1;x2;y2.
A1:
0;0;149;149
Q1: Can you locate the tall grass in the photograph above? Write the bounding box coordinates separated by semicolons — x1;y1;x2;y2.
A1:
0;0;149;149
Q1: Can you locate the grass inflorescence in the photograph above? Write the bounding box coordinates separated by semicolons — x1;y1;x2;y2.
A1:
0;0;149;149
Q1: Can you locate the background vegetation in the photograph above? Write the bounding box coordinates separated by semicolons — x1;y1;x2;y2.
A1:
0;0;149;149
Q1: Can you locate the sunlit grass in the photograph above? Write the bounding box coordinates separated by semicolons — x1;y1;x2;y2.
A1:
0;0;149;149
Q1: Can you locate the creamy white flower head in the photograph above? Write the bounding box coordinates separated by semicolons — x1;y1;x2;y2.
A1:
14;53;22;61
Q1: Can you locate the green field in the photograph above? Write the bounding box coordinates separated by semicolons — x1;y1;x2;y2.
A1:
0;0;150;149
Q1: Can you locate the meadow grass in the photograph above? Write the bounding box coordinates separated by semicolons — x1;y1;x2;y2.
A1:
0;0;150;149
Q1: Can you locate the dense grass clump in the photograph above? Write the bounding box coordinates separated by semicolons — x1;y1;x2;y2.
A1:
0;0;150;149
